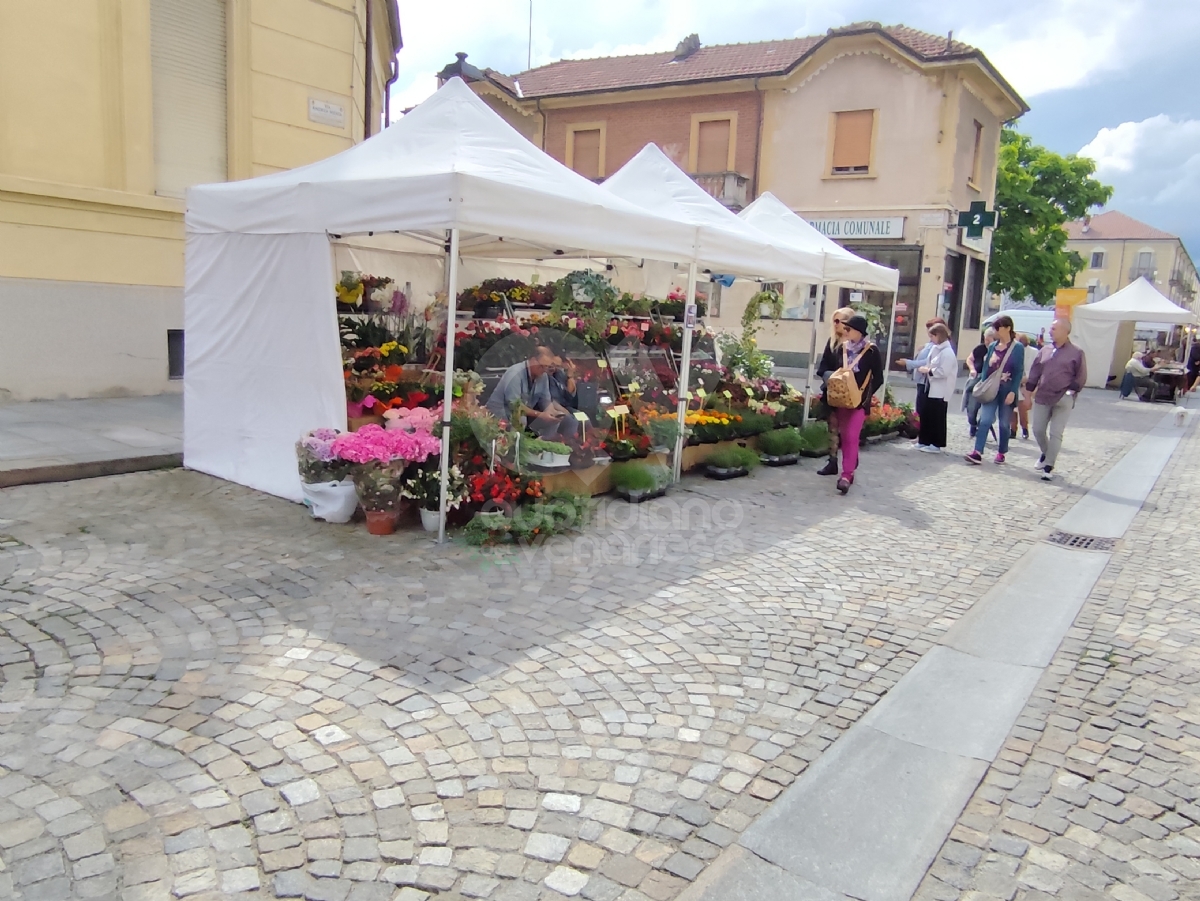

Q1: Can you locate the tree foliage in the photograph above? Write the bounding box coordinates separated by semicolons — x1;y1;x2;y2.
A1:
989;129;1113;304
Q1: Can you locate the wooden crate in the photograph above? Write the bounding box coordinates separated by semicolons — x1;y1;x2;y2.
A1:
539;463;613;496
679;437;758;472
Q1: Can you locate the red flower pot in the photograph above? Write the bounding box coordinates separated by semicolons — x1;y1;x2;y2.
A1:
364;510;399;535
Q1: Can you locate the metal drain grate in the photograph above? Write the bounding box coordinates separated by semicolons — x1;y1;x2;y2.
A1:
1046;530;1115;551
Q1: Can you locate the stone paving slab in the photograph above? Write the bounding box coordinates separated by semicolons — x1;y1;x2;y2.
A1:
915;405;1200;901
0;393;1166;900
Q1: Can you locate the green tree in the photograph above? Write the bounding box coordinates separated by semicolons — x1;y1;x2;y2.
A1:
989;129;1113;304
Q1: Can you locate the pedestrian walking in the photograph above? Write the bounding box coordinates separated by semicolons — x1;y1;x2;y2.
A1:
815;306;857;477
1187;340;1200;393
895;317;947;418
964;327;996;437
825;315;883;495
1025;318;1087;481
1011;335;1032;440
964;315;1025;466
916;323;957;453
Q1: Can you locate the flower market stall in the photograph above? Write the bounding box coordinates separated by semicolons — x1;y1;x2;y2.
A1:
603;145;828;479
185;78;815;542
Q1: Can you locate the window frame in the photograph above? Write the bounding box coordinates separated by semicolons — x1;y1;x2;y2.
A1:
968;120;984;191
688;111;738;174
565;122;607;179
825;109;878;179
1090;251;1105;269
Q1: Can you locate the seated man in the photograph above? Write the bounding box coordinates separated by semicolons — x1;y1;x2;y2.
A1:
546;355;581;439
485;345;573;439
1119;352;1155;400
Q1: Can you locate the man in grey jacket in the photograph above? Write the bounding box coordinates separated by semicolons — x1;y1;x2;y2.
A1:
1025;318;1088;481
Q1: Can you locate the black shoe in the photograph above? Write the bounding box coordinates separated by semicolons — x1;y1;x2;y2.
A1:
969;427;977;438
1010;428;1018;440
1022;428;1030;439
817;458;839;476
1040;465;1054;482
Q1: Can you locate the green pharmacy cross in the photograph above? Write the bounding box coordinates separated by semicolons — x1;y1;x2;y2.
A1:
957;201;997;238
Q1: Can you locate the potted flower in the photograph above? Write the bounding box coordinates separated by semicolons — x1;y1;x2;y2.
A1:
331;424;441;535
704;445;760;480
401;463;468;532
296;428;357;522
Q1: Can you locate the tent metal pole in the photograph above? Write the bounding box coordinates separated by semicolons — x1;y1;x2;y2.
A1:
801;284;823;428
672;262;698;483
881;287;899;399
437;228;461;544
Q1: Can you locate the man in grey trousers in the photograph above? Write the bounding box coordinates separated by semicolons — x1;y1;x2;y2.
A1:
1025;318;1088;481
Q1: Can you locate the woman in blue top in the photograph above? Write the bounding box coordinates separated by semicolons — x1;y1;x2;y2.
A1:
964;315;1025;465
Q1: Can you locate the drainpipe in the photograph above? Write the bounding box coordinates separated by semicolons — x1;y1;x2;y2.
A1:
536;99;547;151
363;0;374;138
752;78;763;199
384;57;398;127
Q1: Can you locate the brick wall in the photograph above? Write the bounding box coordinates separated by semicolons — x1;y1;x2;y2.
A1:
543;92;761;186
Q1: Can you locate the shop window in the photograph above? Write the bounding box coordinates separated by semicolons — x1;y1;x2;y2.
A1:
696;119;731;172
167;330;185;380
567;125;604;180
970;121;984;187
831;110;874;175
150;0;227;198
1091;251;1105;269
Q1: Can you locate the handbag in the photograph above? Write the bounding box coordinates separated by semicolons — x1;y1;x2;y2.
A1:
972;342;1016;404
826;344;871;409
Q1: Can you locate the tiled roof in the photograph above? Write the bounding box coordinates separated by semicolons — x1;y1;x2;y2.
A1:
1065;210;1178;242
480;22;990;99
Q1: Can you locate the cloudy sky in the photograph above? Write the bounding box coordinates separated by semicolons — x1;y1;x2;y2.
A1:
391;0;1200;256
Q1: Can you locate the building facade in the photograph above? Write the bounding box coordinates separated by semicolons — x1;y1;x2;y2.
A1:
0;0;401;402
1064;210;1197;311
444;23;1026;367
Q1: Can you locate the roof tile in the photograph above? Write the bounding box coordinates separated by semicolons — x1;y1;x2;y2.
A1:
1065;210;1178;242
484;23;979;98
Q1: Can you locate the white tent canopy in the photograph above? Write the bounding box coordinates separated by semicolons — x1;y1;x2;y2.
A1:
1072;278;1196;388
738;192;900;292
603;144;825;283
184;78;791;513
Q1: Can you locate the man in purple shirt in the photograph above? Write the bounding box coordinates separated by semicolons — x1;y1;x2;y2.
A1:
1025;318;1088;481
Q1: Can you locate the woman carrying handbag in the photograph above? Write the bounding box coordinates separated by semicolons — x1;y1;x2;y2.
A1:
814;307;857;476
916;322;957;453
964;315;1025;465
823;315;884;495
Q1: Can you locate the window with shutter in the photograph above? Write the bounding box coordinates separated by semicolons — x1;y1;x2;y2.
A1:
831;110;874;174
1091;251;1105;269
696;119;731;173
570;129;602;180
150;0;227;198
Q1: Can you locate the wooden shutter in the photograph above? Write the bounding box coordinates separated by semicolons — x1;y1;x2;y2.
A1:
571;129;601;180
696;119;731;173
151;0;227;198
832;110;874;173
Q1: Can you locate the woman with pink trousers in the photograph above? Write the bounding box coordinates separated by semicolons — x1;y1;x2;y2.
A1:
830;315;884;495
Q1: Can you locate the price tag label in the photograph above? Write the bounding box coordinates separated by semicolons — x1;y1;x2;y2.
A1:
695;388;707;398
744;387;754;398
640;322;650;332
611;404;630;415
723;390;733;399
628;381;641;392
569;318;578;330
610;325;619;335
573;411;590;422
686;391;694;400
597;359;608;369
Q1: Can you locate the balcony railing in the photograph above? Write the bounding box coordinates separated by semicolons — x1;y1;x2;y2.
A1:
692;172;750;210
1129;265;1157;282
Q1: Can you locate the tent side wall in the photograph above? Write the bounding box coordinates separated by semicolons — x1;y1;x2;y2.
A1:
1072;314;1121;388
184;232;345;501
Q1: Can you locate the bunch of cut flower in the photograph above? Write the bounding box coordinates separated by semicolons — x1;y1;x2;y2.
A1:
400;461;468;512
296;428;355;484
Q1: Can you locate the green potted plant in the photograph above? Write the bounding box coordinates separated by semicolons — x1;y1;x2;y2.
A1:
611;461;670;503
520;436;573;468
704;445;760;480
757;428;804;466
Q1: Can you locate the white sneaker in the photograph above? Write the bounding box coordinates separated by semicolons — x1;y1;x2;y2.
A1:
919;445;943;454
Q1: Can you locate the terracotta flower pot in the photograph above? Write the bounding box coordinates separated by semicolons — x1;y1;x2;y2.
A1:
364;509;399;535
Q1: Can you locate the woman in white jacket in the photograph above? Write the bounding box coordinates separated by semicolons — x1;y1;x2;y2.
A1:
916;323;957;453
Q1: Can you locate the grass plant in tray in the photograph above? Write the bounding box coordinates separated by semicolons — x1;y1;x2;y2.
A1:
610;461;670;502
757;427;804;465
704;445;760;480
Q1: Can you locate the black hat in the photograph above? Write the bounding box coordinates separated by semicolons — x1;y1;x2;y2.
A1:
844;315;869;336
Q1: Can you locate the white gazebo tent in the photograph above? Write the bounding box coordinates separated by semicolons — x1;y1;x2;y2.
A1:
184;78;789;539
602;145;827;479
738;192;900;407
1072;278;1197;388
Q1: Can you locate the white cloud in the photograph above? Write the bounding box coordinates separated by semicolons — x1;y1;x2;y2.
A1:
1078;115;1200;245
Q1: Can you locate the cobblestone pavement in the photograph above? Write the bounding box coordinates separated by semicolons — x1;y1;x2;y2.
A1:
916;409;1200;901
0;395;1170;901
